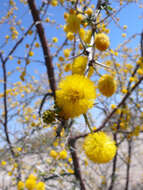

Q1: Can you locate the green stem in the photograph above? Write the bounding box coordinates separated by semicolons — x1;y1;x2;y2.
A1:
83;114;93;133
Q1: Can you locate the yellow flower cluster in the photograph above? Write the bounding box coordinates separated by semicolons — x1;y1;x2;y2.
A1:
17;174;45;190
10;26;19;40
72;56;88;75
83;132;117;163
79;29;92;44
49;149;68;160
64;13;82;33
56;74;96;119
137;57;143;69
94;33;110;51
98;74;117;97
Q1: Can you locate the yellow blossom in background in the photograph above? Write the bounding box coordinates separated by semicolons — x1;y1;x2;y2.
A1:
63;49;71;57
83;132;117;163
52;37;58;43
28;30;33;35
36;182;45;190
59;149;67;159
68;157;72;163
94;33;110;51
49;150;58;159
98;74;117;97
65;13;82;33
123;25;128;30
51;0;58;6
121;88;127;94
84;30;92;44
56;74;96;118
79;28;85;40
66;32;74;41
28;174;37;181
17;181;25;190
64;63;72;72
1;160;6;166
25;178;36;190
72;56;88;75
58;56;64;62
5;35;10;40
133;126;140;136
85;8;93;16
53;139;59;147
45;17;50;22
122;33;126;37
137;57;143;69
111;104;116;109
67;168;74;174
137;68;143;75
29;51;34;57
35;42;40;48
64;12;69;19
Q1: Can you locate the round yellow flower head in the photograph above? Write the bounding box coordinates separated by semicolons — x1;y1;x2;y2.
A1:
66;32;74;41
83;132;116;163
65;14;81;33
25;178;36;190
59;149;67;159
72;56;88;75
94;33;110;51
84;30;92;44
98;74;116;97
56;74;96;119
36;182;45;190
17;181;25;190
49;150;58;159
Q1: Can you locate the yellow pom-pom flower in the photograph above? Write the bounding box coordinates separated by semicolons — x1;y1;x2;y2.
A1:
98;74;116;97
49;150;58;159
83;132;116;163
56;74;96;119
36;182;45;190
72;56;88;75
94;33;110;51
25;178;36;190
85;8;93;16
59;149;67;159
17;181;25;190
65;14;81;33
66;32;74;41
63;49;71;57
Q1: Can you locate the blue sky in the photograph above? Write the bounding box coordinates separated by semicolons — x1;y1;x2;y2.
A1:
0;0;142;82
0;0;143;144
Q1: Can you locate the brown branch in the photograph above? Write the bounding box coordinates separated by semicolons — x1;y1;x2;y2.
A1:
27;0;56;99
125;139;132;190
108;111;124;190
68;137;86;190
43;172;74;181
0;53;15;157
38;92;54;117
0;53;21;181
141;31;143;57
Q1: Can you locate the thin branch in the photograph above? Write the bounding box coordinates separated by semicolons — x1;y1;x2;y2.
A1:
43;172;74;181
28;0;56;99
68;137;86;190
38;92;54;117
124;139;132;190
0;53;21;181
